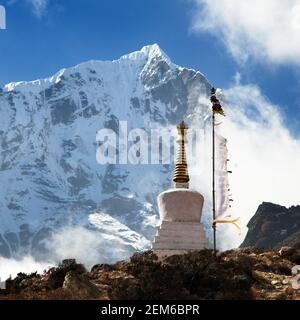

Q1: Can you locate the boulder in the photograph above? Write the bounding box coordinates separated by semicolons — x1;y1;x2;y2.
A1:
63;271;103;299
41;259;86;290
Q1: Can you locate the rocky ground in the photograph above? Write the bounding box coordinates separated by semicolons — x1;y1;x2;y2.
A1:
0;247;299;300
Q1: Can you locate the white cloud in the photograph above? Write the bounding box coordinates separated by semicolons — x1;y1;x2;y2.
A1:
0;256;52;282
233;72;241;85
190;82;300;249
0;215;151;281
29;0;48;18
49;226;119;269
192;0;300;65
48;216;151;269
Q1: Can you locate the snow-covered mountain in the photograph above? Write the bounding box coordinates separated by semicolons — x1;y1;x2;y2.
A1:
0;44;211;264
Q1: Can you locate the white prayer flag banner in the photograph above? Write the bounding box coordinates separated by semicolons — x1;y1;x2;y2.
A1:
215;133;230;218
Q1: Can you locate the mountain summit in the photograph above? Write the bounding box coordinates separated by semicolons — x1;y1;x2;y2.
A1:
119;44;172;63
0;44;211;264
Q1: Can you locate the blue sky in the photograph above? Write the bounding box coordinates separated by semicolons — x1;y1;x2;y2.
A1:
0;0;299;134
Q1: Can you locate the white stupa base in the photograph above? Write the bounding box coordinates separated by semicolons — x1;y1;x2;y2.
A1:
152;221;211;257
151;188;211;257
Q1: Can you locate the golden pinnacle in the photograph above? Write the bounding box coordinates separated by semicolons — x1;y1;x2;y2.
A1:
173;121;189;188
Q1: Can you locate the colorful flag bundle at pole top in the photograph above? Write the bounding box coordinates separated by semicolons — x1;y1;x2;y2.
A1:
211;88;241;246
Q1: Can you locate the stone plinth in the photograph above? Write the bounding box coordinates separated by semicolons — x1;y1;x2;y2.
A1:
152;189;210;257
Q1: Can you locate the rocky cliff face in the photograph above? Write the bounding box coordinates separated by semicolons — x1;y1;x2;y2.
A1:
240;202;300;249
0;44;211;262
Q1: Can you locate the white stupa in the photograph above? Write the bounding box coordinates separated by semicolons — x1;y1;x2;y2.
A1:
152;121;210;257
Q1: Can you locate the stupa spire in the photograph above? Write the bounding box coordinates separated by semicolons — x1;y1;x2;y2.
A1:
173;121;189;188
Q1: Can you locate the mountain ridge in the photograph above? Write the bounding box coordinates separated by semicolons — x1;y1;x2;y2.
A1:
240;202;300;249
0;44;212;264
3;44;174;92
